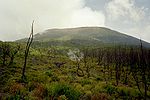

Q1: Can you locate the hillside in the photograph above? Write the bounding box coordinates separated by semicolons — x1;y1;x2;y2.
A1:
1;27;150;99
18;27;150;48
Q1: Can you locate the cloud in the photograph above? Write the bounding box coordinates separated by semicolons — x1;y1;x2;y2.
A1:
105;0;150;42
0;0;105;41
106;0;145;22
71;7;105;27
127;25;150;42
0;0;149;42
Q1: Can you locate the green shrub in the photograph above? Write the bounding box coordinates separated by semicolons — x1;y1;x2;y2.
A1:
80;79;92;86
45;70;53;77
27;73;49;83
117;87;143;99
51;75;60;82
104;85;117;95
7;83;28;100
8;95;21;100
46;83;81;100
92;82;106;93
130;89;143;99
28;82;38;92
118;88;129;96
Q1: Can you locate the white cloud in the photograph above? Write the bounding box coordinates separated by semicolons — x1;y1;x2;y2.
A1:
71;7;105;27
106;0;145;22
105;0;150;42
0;0;105;41
127;25;150;42
0;0;149;42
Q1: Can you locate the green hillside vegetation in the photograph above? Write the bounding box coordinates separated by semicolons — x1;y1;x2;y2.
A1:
18;27;150;48
0;27;150;100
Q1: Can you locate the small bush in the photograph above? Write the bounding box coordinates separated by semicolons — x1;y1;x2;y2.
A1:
80;92;92;100
118;88;129;96
51;75;60;82
31;84;47;99
91;93;110;100
104;85;117;95
80;79;92;86
46;83;81;100
8;95;22;100
9;83;26;95
45;70;53;77
28;82;38;92
8;83;27;100
117;87;143;99
93;82;106;93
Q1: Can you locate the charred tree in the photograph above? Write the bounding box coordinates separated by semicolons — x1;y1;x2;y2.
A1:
21;21;34;80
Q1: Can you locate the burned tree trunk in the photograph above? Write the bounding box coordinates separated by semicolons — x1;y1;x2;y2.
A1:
83;49;90;78
139;39;148;100
76;61;84;77
22;21;34;80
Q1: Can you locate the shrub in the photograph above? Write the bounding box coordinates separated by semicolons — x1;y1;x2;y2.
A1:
45;70;53;77
80;92;92;100
92;82;106;93
8;83;27;100
91;93;110;100
9;83;26;95
117;87;143;100
28;82;38;92
104;85;117;95
31;83;47;99
46;83;81;100
7;95;22;100
130;89;143;99
51;75;60;82
80;79;92;86
118;88;129;96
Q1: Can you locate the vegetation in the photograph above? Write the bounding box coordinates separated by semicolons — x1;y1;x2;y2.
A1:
0;27;150;100
18;27;150;48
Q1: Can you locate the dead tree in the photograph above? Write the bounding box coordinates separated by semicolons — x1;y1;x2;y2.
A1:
122;48;130;85
114;46;122;86
68;49;84;77
139;39;148;100
76;52;84;77
83;48;90;77
130;48;143;94
22;21;34;80
54;62;66;68
8;45;20;66
76;60;84;77
97;48;104;66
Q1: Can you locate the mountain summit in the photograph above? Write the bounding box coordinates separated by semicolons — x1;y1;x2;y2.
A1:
18;27;150;48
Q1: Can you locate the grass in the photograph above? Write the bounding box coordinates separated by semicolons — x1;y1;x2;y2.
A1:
0;43;150;100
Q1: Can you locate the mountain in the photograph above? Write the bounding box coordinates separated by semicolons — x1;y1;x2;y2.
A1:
17;27;150;48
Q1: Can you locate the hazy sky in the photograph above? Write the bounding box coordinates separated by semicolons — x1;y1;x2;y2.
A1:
0;0;150;42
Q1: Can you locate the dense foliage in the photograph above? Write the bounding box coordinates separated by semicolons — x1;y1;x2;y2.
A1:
0;41;150;100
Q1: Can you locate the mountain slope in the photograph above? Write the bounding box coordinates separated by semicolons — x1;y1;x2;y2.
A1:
18;27;150;48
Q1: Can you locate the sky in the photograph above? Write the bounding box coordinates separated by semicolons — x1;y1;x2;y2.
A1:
0;0;150;42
